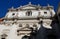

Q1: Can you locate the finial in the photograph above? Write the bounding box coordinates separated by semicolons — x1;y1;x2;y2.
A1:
20;5;22;7
11;6;14;9
47;4;50;7
28;2;32;5
38;4;40;6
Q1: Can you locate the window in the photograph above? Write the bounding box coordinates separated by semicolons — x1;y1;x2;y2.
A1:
26;24;29;28
58;13;60;17
1;34;7;37
38;21;43;24
12;13;15;15
1;34;7;39
26;11;32;16
33;24;37;27
19;24;22;27
44;12;47;14
1;38;5;39
22;35;30;39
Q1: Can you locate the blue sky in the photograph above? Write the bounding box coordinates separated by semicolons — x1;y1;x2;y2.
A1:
0;0;60;18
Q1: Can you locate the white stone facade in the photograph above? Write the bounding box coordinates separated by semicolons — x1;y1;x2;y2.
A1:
0;2;55;39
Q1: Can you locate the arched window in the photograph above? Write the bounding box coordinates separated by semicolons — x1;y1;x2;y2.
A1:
19;24;22;27
12;13;15;16
22;35;30;39
1;34;7;39
33;24;37;27
1;38;5;39
26;10;32;16
26;24;29;28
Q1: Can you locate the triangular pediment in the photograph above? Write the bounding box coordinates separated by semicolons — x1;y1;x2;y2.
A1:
18;4;37;10
21;6;36;10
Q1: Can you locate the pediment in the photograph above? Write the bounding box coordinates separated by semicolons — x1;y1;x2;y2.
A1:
21;6;36;10
19;5;37;10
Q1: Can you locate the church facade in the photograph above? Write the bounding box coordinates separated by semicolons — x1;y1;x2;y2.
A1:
0;2;56;39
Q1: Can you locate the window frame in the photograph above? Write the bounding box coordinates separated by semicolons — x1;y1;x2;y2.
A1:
12;13;15;16
44;11;47;14
26;10;32;16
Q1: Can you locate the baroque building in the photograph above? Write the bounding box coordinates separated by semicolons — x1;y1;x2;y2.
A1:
0;2;57;39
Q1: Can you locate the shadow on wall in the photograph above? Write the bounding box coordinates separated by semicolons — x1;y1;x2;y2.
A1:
33;4;60;39
21;12;60;39
35;14;60;39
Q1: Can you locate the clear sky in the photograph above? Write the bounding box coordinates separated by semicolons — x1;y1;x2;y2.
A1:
0;0;60;18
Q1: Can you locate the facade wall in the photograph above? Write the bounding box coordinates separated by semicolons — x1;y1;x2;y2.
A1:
0;2;56;39
5;9;55;19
